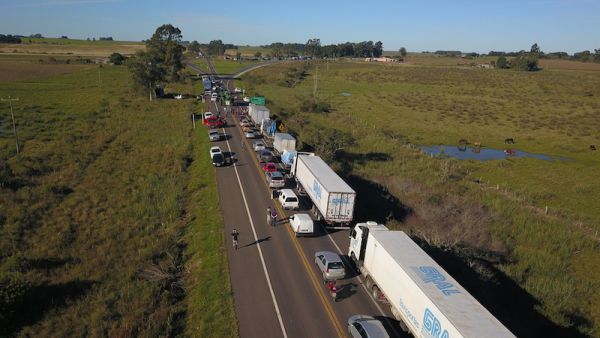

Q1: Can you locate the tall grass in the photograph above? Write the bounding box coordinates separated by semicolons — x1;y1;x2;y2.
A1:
0;59;234;336
241;61;600;336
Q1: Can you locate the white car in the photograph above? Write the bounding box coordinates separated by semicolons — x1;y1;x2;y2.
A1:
278;189;299;210
243;96;250;102
245;130;256;139
203;112;214;120
211;94;218;102
174;94;184;100
253;141;266;151
209;146;223;158
234;87;242;93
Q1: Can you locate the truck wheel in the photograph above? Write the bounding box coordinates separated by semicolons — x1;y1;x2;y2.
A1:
365;276;373;290
372;285;381;300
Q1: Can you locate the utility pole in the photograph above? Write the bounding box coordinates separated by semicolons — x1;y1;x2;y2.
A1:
313;65;318;99
1;96;20;154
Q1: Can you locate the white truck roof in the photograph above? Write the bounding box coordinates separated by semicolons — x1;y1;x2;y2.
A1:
297;155;355;194
369;230;514;337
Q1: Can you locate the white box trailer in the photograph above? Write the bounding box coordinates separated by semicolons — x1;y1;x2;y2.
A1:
249;104;270;125
349;222;515;338
291;154;355;225
273;133;296;153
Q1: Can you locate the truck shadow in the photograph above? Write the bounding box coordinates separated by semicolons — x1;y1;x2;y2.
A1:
415;240;592;338
345;175;412;224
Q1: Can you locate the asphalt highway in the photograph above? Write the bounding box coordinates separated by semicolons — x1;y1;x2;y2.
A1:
207;74;406;338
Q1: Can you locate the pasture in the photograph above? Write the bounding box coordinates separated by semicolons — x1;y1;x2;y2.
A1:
0;37;144;57
0;57;233;336
241;60;600;336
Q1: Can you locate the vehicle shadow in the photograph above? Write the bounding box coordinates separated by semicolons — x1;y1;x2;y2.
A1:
334;282;358;302
373;316;410;338
416;240;592;338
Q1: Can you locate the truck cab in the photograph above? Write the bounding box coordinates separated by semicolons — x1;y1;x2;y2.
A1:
349;221;388;264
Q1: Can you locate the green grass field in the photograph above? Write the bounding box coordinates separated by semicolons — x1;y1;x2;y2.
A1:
0;37;144;57
241;60;600;336
0;57;233;336
225;46;272;57
211;58;263;75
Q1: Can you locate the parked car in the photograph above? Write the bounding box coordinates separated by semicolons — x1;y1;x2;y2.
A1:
211;93;218;102
347;315;389;338
278;189;299;210
209;146;222;158
245;130;256;139
314;251;346;280
266;171;285;188
174;94;184;100
257;149;273;162
208;129;220;141
241;120;252;127
243;96;250;102
253;141;266;152
289;213;314;236
262;162;277;172
234;87;242;93
211;153;225;167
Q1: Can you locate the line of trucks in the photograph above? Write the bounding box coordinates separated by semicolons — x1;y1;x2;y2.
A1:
236;100;515;337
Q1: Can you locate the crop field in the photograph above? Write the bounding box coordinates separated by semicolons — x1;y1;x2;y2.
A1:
0;57;93;83
241;61;600;336
0;57;234;336
0;38;144;57
211;58;263;74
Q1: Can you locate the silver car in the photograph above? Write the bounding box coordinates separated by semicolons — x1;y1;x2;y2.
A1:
347;315;389;338
315;251;346;280
208;129;220;141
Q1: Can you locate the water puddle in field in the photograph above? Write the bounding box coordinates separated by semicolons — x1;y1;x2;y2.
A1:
420;145;560;162
340;92;352;97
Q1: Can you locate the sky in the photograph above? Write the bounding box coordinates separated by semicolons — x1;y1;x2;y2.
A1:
1;0;599;54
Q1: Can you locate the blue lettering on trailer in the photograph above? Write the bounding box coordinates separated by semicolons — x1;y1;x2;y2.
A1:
398;297;420;329
422;308;449;338
312;179;322;200
412;266;460;296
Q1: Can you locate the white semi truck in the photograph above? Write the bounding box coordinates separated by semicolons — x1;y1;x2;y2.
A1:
291;154;355;226
348;222;515;338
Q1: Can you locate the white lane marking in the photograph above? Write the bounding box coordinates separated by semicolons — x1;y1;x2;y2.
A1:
216;101;288;338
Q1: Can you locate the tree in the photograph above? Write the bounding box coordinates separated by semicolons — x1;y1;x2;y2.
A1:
254;51;262;59
399;47;407;57
302;126;355;163
188;40;201;54
127;24;184;95
595;49;600;62
109;52;125;65
235;51;242;60
305;38;321;57
145;24;184;81
496;56;509;69
373;41;383;57
207;40;225;55
574;50;592;62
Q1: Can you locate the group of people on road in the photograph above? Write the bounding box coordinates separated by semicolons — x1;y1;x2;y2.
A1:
231;206;278;251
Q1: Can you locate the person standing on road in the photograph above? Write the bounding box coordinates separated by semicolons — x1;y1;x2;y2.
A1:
267;207;272;226
241;139;245;150
271;209;278;227
231;229;239;250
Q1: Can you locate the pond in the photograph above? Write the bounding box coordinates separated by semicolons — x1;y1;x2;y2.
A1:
420;145;560;162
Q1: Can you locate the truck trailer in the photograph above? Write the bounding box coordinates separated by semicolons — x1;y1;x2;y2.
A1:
248;104;270;126
291;154;355;225
273;133;296;153
348;222;515;338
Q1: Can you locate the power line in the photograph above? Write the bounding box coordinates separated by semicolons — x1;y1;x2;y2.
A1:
1;96;20;154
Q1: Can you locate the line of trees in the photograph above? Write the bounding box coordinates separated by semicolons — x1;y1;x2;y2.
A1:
0;35;21;44
266;39;384;58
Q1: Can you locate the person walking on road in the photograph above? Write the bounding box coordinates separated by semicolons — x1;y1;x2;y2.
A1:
231;229;239;250
267;207;272;226
241;139;245;150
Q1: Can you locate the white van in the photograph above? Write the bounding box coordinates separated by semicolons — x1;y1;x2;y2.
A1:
289;213;314;237
278;189;299;210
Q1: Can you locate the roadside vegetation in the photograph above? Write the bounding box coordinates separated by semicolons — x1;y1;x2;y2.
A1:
241;60;600;336
0;26;234;337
